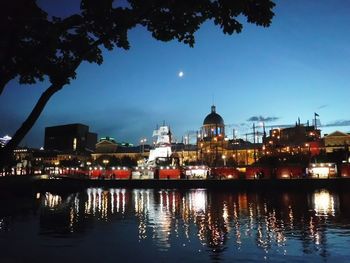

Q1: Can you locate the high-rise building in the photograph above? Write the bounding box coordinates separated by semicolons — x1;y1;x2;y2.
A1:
44;123;97;153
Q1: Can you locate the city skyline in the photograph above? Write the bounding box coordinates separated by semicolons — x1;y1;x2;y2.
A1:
1;0;350;147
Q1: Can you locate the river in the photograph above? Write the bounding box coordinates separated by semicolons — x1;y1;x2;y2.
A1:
1;188;350;262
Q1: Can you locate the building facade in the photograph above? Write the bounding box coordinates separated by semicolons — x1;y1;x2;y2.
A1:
263;123;321;156
95;137;118;153
44;123;97;153
324;131;350;153
198;105;226;166
197;105;259;166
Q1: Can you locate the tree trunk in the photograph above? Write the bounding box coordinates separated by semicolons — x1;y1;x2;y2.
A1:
0;82;65;166
0;42;98;168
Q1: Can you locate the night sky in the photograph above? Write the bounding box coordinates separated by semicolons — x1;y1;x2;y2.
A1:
1;0;350;147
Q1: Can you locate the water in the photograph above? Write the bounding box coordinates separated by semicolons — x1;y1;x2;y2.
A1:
1;188;350;262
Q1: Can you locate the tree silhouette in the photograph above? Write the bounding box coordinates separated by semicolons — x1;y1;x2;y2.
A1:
0;0;275;166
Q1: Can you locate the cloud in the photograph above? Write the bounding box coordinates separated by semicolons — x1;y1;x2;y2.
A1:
247;116;279;122
318;104;328;109
323;120;350;127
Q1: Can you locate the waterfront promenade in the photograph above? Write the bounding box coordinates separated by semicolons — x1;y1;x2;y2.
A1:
2;175;350;194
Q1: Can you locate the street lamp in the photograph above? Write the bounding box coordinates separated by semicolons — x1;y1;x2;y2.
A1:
222;155;226;167
86;161;91;177
140;138;147;154
103;159;109;178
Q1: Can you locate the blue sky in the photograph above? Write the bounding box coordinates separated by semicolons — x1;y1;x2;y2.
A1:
1;0;350;147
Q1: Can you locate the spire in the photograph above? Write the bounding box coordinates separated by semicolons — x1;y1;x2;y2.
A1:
211;105;216;113
263;122;266;138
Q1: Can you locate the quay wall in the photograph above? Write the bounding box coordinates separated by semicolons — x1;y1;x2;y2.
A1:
2;176;350;194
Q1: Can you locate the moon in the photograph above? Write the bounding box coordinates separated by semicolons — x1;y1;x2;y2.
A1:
178;71;184;78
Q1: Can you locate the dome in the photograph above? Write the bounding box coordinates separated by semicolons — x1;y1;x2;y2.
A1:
203;105;224;126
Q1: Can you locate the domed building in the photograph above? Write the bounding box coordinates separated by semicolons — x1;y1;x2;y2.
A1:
201;105;225;140
195;105;262;167
197;105;227;166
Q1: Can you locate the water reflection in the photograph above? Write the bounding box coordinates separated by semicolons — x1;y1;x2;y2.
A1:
1;188;350;262
312;190;337;217
44;192;62;209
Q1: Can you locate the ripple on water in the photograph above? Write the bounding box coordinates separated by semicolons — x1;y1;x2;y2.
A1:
1;189;350;262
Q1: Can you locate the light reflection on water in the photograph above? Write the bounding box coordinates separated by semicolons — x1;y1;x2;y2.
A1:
1;188;350;262
313;190;337;217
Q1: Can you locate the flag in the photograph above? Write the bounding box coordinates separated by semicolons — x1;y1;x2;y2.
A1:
315;112;319;117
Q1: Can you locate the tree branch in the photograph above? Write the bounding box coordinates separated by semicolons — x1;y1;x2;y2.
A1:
1;34;107;160
3;83;64;153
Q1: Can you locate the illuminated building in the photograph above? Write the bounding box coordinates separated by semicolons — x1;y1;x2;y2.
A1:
263;122;321;156
201;105;225;139
308;163;337;178
12;148;34;175
197;105;259;166
324;131;350;153
92;129;199;167
44;123;97;153
226;139;261;165
92;143;150;164
197;105;226;166
172;143;198;165
95;137;118;153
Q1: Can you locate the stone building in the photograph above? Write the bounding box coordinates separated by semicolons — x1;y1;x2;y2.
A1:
324;131;350;153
